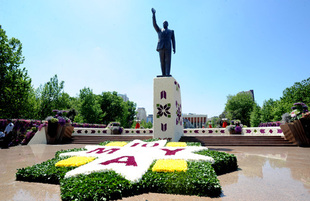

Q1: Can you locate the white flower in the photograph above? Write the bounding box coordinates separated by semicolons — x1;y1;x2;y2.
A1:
61;140;213;183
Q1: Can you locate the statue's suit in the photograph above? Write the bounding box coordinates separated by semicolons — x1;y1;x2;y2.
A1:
153;15;176;76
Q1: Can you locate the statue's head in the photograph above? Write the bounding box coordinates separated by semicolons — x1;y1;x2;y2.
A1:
163;21;168;29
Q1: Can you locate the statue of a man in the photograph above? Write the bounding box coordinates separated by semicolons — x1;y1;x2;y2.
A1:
152;8;176;77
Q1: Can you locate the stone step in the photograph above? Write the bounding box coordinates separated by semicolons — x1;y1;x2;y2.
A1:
70;135;153;144
69;135;296;146
179;136;297;146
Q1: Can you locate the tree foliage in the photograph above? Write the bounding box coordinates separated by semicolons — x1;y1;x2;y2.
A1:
119;100;136;128
271;100;291;121
36;75;66;119
250;103;261;127
0;25;32;118
223;77;310;124
225;92;255;126
260;77;310;122
209;116;221;128
22;87;40;119
78;87;103;124
133;119;152;129
260;99;275;123
100;91;124;124
281;77;310;105
99;91;136;127
0;26;137;125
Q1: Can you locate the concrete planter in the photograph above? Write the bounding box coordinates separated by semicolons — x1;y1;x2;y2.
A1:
60;124;74;141
46;123;73;144
280;119;310;146
45;123;62;144
111;127;122;135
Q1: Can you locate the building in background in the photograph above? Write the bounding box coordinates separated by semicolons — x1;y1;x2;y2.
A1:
136;107;147;122
183;113;208;128
146;114;153;123
118;94;129;102
238;89;254;101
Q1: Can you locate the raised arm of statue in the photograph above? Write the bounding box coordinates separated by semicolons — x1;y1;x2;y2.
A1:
152;8;160;33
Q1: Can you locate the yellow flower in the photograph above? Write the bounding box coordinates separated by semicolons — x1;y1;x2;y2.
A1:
105;141;128;147
166;142;187;147
152;159;187;172
55;156;96;167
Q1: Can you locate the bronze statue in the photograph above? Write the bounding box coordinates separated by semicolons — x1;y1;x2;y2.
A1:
152;8;176;77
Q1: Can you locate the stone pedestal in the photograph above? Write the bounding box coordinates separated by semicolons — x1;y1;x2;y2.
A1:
153;77;183;142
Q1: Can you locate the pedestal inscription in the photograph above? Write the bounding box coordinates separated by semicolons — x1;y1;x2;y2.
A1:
153;77;183;141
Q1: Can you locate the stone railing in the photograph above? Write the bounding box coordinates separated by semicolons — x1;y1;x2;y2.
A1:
123;129;153;134
184;127;283;136
72;128;153;135
73;128;110;134
184;128;226;135
72;127;283;136
241;127;283;135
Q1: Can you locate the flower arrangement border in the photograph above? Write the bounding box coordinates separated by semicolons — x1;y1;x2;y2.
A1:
16;140;238;200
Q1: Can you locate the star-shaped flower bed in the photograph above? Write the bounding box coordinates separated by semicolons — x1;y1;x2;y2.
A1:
16;139;238;200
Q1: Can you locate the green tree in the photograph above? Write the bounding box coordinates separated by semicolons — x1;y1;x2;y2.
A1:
225;92;255;126
58;92;72;110
99;91;137;127
79;87;103;124
281;77;310;106
119;100;136;128
66;96;80;122
210;116;220;128
260;99;275;123
37;75;65;119
22;87;41;119
68;96;80;111
272;100;291;121
250;103;261;127
66;108;78;122
0;25;32;118
139;120;153;129
271;77;310;121
100;91;124;125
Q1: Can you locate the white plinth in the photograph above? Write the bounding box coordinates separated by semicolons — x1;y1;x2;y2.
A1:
153;77;183;142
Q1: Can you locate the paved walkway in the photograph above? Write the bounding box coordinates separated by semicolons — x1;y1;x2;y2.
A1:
1;144;310;201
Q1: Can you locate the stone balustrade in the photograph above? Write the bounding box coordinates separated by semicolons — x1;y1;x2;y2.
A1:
73;128;111;134
184;127;283;136
241;127;283;135
72;127;283;136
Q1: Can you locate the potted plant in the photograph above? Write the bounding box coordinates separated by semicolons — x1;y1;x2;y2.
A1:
108;122;123;135
226;125;235;134
226;120;242;134
280;102;310;146
45;110;74;144
235;122;242;134
45;116;60;144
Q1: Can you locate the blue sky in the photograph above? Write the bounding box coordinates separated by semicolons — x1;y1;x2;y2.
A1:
1;0;309;117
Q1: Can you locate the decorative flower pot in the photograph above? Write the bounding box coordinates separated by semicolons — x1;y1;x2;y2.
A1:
234;126;242;134
228;129;242;134
111;127;122;135
280;119;310;146
60;123;74;142
45;123;62;144
300;118;310;139
47;122;58;137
